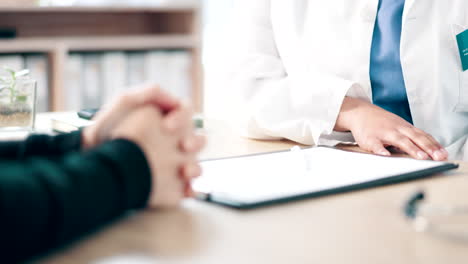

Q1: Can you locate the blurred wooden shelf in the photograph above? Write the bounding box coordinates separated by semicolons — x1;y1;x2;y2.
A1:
0;3;203;111
67;34;200;51
0;35;199;52
0;4;200;12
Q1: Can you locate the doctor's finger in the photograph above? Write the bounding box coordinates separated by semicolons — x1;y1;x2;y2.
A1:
418;132;448;160
385;135;428;160
400;127;445;160
412;127;443;149
365;139;391;157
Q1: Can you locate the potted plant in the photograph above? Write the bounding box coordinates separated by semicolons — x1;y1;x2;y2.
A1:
0;68;37;131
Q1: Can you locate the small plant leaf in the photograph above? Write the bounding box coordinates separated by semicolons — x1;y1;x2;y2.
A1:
15;95;27;102
3;67;15;75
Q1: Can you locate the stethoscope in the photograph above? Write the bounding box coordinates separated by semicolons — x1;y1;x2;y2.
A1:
404;190;468;242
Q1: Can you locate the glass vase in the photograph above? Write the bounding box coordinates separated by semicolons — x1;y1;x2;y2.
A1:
0;78;37;131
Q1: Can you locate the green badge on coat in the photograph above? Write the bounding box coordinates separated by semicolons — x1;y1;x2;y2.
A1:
457;29;468;71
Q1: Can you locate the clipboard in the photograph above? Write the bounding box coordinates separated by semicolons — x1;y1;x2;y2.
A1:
193;147;459;209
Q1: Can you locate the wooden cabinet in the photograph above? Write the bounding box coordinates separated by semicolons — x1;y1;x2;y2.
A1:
0;3;202;111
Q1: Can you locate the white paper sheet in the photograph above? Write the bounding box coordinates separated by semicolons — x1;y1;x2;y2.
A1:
193;147;452;204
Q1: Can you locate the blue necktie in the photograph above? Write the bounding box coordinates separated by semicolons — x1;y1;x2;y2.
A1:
370;0;413;124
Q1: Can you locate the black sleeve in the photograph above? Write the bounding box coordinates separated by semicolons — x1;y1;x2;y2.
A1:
0;131;82;160
0;139;152;263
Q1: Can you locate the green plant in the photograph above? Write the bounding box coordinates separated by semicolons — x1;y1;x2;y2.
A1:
0;68;30;104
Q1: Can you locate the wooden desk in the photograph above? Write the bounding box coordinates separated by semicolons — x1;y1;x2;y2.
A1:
37;116;468;264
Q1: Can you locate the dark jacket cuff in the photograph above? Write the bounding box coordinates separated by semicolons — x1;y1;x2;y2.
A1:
96;139;152;209
0;131;83;159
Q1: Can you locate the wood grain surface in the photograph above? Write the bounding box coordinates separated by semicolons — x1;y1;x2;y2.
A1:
40;119;468;264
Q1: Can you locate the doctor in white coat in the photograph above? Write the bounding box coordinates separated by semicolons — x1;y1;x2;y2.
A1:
230;0;468;160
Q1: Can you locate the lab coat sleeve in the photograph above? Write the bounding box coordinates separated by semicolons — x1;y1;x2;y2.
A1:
229;0;358;146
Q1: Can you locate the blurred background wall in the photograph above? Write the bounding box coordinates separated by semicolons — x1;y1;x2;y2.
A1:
0;0;237;119
201;0;235;119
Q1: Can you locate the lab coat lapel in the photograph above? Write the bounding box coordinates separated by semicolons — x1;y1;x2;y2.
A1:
402;0;417;22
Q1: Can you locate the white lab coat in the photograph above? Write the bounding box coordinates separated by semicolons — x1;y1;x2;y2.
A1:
230;0;468;159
